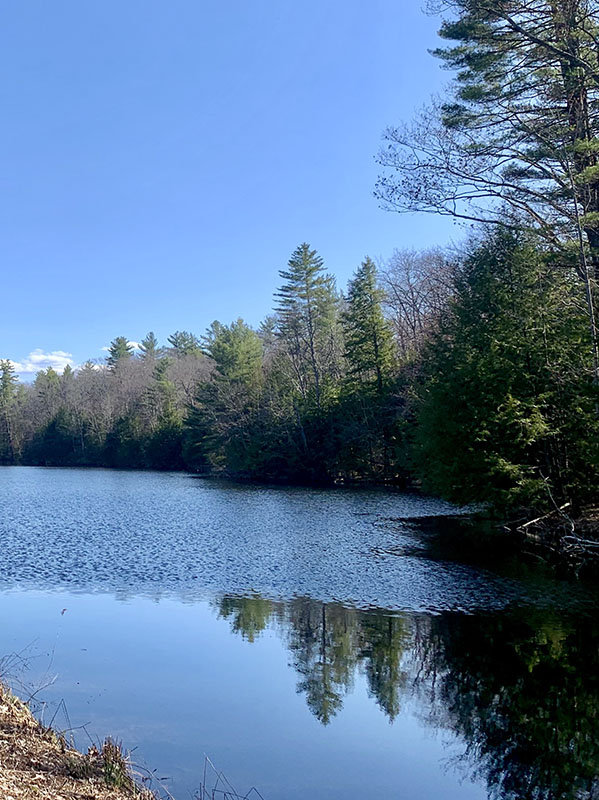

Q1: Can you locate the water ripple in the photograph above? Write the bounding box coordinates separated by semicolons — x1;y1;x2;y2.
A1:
0;467;589;612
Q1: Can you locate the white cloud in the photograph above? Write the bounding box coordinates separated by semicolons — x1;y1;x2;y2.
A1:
10;349;76;375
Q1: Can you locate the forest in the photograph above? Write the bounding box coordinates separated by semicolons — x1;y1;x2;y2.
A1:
1;229;597;515
3;0;599;517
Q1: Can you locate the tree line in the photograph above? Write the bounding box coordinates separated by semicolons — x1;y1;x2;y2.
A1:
0;244;437;478
0;229;597;512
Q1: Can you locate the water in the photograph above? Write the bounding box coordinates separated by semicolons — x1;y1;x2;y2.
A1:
0;466;597;799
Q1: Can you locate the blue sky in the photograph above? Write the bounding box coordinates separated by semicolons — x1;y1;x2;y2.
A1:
2;0;461;376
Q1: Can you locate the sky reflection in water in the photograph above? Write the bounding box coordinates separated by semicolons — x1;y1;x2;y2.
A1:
0;467;597;799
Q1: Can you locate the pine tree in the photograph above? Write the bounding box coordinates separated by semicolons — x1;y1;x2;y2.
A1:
143;358;184;469
0;360;18;462
142;358;177;427
205;318;263;387
376;0;599;383
167;330;201;357
275;243;340;409
413;229;598;508
35;367;61;421
343;257;394;394
378;1;599;245
139;331;160;361
186;319;265;473
78;360;97;375
107;336;133;370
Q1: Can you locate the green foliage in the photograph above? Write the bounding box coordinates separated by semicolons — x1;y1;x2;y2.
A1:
423;610;599;800
0;359;17;403
219;595;410;726
8;224;598;518
61;364;74;385
376;0;599;321
413;229;599;509
204;319;263;387
167;330;201;357
104;415;145;468
106;336;133;370
185;319;264;475
30;408;78;466
0;359;18;462
275;242;341;410
139;331;160;360
101;739;134;790
145;417;185;470
219;595;274;643
216;593;599;791
183;246;352;483
342;256;394;393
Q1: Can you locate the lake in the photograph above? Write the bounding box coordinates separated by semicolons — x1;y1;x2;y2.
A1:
0;466;597;799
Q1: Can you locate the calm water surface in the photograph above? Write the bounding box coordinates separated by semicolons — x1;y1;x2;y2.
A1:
0;466;598;799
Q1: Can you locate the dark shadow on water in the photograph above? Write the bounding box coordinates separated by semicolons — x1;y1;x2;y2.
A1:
395;513;594;583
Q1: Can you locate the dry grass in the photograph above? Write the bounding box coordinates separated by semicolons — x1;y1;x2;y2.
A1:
0;682;156;800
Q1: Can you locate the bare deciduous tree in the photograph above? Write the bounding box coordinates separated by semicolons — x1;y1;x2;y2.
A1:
379;249;454;358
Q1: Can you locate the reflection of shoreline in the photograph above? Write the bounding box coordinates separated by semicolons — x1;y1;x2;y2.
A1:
218;595;410;724
216;594;599;800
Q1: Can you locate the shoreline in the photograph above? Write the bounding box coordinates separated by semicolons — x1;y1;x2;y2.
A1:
0;461;416;489
510;505;599;575
0;681;155;799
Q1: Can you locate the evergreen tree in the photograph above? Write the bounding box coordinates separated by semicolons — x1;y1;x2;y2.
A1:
33;407;78;467
145;365;185;469
258;315;278;357
275;243;341;410
218;595;275;643
377;0;599;383
107;336;133;370
378;0;599;246
139;331;160;361
186;320;264;473
414;229;598;509
343;257;394;394
78;360;98;375
360;614;408;722
0;360;18;462
421;611;599;800
333;258;400;479
59;364;75;405
167;330;201;357
30;368;62;447
286;600;358;725
146;358;177;421
205;318;263;387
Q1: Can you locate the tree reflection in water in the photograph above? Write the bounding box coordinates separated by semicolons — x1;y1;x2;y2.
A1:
416;611;599;800
216;594;599;800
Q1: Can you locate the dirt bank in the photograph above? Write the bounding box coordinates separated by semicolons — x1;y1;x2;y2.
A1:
0;683;155;800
